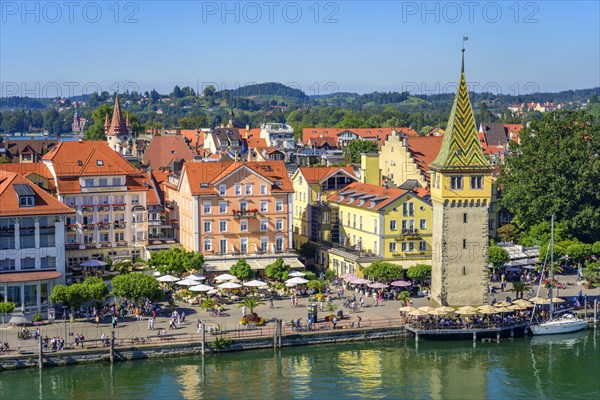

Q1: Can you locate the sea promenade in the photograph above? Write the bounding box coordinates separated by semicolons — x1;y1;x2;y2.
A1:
1;273;598;370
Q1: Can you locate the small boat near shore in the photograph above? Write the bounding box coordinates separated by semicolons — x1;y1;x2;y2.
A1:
529;215;587;336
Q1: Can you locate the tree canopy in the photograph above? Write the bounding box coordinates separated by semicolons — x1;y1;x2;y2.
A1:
344;139;379;163
147;247;204;275
487;245;510;270
362;261;405;282
264;257;290;281
406;264;432;281
499;111;600;243
49;277;109;310
111;273;164;304
230;259;253;281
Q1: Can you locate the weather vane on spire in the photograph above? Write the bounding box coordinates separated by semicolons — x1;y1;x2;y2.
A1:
461;36;469;72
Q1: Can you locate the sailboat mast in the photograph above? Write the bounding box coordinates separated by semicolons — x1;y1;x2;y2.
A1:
549;214;554;318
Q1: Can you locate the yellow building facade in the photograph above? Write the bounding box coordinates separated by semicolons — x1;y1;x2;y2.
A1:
327;182;432;277
291;167;358;267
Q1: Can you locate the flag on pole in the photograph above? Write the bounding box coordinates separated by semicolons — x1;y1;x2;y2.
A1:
463;36;469;41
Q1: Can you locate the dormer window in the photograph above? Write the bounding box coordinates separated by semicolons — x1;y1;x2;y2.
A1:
77;160;83;166
96;160;104;166
15;184;36;208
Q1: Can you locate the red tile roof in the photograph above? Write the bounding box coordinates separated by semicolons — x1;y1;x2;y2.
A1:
298;166;356;184
406;136;444;181
0;171;75;217
306;137;338;148
179;129;205;151
328;181;410;210
181;161;294;196
246;137;268;148
142;136;195;169
302;127;418;145
42;141;138;177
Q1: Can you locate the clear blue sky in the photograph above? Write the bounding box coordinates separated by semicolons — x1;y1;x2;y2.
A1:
1;1;598;97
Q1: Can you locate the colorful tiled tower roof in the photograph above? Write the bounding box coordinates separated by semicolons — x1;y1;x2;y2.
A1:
430;50;491;171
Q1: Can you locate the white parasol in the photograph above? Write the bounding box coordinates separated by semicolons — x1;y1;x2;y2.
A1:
285;277;309;285
156;274;179;282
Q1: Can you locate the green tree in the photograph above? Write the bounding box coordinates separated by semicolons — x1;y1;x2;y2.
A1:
582;263;599;283
85;104;112;140
344;139;379;163
497;224;520;243
148;247;204;275
566;243;592;268
307;278;327;293
397;291;411;304
49;284;92;313
299;242;317;263
362;261;405;282
592;241;600;256
0;154;11;164
512;281;527;299
82;277;109;307
238;297;264;314
499;111;600;243
406;264;432;281
111;273;164;305
230;259;253;280
487;245;510;274
0;301;16;324
264;257;290;281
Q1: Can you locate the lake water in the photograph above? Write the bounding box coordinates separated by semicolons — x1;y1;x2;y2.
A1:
1;330;599;400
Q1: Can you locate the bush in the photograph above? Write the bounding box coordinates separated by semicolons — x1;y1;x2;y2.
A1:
213;336;233;349
32;312;43;323
240;314;266;326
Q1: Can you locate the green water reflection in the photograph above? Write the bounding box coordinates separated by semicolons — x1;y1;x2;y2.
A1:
0;330;598;400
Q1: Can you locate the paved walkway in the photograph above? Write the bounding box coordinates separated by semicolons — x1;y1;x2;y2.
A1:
2;272;598;353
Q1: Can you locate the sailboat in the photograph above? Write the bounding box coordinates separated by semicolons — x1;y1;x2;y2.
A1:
530;215;588;335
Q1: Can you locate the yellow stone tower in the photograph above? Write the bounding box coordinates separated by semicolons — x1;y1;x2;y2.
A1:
429;49;493;306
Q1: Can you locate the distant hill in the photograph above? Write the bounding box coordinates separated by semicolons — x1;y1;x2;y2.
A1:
0;96;47;110
220;82;309;103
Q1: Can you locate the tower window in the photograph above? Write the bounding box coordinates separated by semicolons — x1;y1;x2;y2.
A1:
463;239;467;249
471;176;483;189
450;176;463;190
463;266;466;275
463;213;468;223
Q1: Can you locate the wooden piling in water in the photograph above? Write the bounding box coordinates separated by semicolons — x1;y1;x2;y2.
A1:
38;335;43;369
110;331;115;363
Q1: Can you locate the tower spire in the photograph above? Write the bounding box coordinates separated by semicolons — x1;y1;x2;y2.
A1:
429;45;489;171
106;94;130;137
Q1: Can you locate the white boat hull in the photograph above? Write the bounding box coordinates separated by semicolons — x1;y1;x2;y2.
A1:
530;316;588;335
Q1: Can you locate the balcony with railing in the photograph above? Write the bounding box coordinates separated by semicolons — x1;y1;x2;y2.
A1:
401;228;420;237
97;223;111;231
113;221;126;229
112;203;126;211
232;209;258;218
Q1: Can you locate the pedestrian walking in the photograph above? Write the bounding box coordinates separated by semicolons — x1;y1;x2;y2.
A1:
269;297;274;309
111;316;118;329
242;306;247;317
357;315;361;328
196;319;202;334
332;317;337;330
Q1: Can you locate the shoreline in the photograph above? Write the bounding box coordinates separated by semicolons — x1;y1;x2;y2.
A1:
0;325;408;371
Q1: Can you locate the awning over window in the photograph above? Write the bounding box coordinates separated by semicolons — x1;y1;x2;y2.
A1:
0;271;62;283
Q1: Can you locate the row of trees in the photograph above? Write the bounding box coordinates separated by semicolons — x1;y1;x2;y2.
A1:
48;274;165;313
361;262;432;282
48;277;109;313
